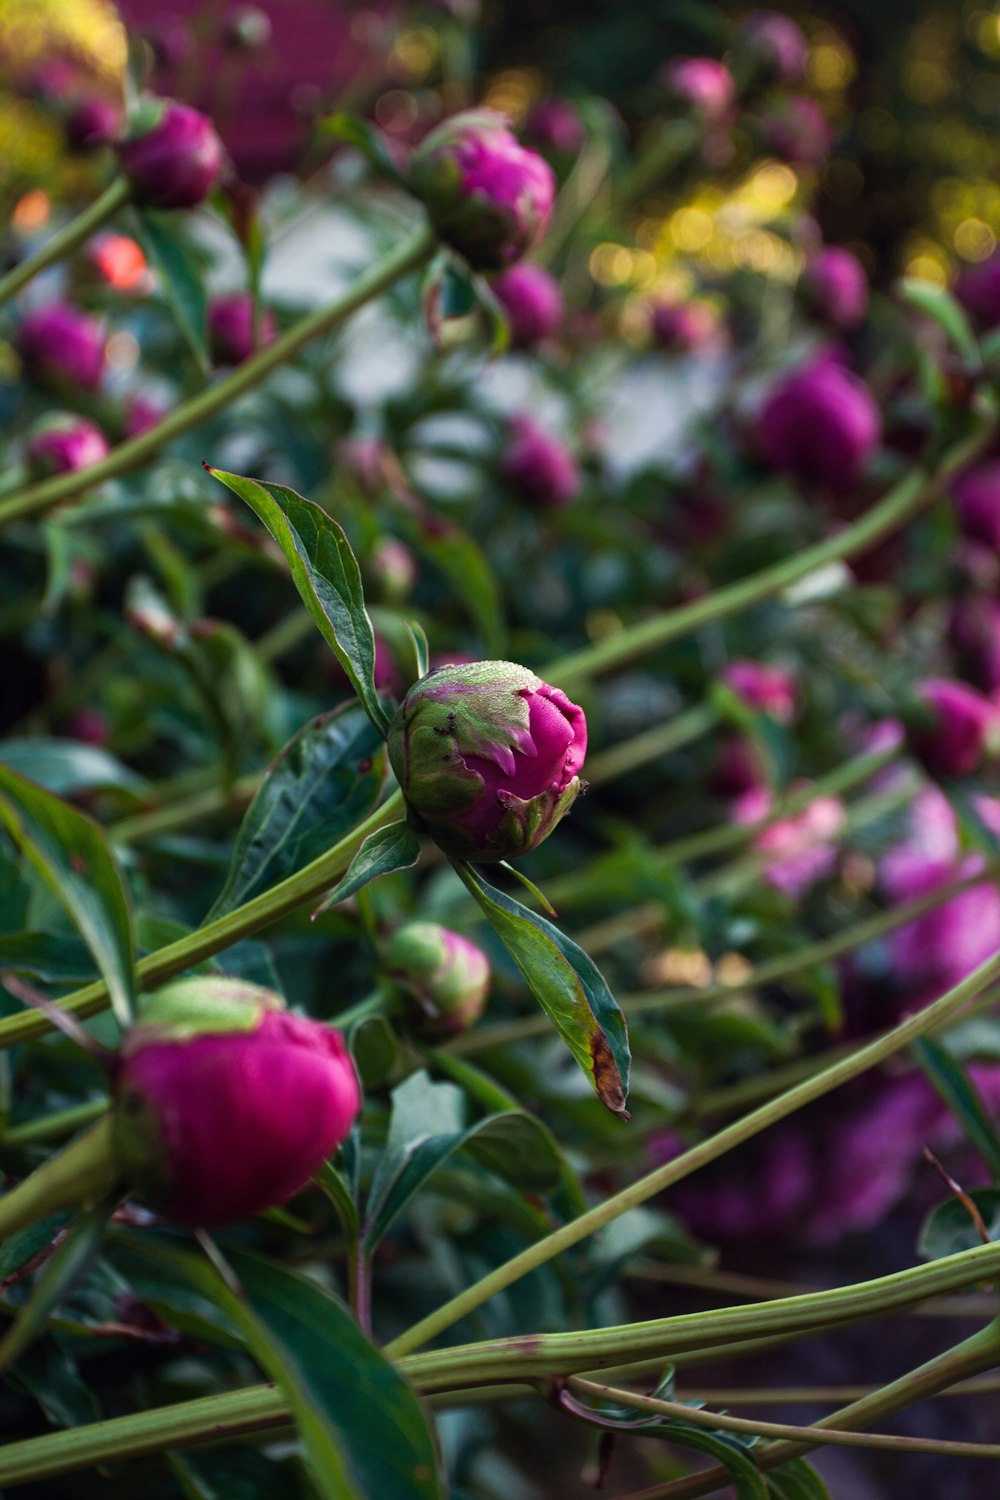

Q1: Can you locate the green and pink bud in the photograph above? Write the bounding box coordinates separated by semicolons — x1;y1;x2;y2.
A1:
409;109;555;270
907;678;1000;779
25;413;109;478
119;98;225;209
734;11;809;83
491;263;563;347
501;415;580;508
208;293;278;366
387;659;587;860
383;921;491;1035
660;57;735;123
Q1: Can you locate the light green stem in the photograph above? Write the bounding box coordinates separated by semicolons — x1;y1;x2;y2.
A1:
1;1098;108;1147
0;222;437;528
0;178;132;308
585;704;717;786
0;1119;117;1239
109;772;258;845
387;940;1000;1357
0;791;404;1050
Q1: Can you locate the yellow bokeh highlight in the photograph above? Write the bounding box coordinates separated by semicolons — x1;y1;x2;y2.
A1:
954;216;997;261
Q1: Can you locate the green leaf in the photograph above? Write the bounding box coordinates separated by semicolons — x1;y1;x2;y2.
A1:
918;1188;1000;1260
319;114;406;185
0;932;95;983
913;1037;1000;1179
412;519;505;657
656;1425;766;1500
312;821;420;917
364;1070;563;1250
132;206;210;371
0;739;149;799
898;279;980;368
767;1458;834;1500
456;863;630;1118
207;470;389;736
0;1202;112;1375
0;765;136;1027
208;706;386;920
313;1160;360;1243
349;1014;400;1090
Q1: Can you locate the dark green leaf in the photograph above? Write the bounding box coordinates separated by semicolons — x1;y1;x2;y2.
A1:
208;706;386;920
207;470;389;735
658;1425;766;1499
349;1014;400;1090
767;1458;834;1500
0;933;95;983
319;114;406;184
0;765;136;1027
313;1160;360;1243
0;739;149;799
312;821;420;916
918;1189;1000;1260
132;207;210;371
913;1037;1000;1179
898;279;980;368
0;1202;112;1375
456;864;630;1118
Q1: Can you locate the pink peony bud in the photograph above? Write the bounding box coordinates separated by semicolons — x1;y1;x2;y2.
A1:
761;94;833;167
801;246;869;330
409;109;555;270
112;978;361;1227
66;95;121;151
501;415;580;509
956;254;1000;329
524;97;586;160
19;303;107;393
119;98;225;209
123;392;167;439
388;659;587;861
736;783;845;897
951;461;1000;551
491;263;563;347
383;921;491;1035
908;678;999;778
949;597;1000;693
661;57;735;123
25;413;109;479
65;707;110;746
735;10;810;82
649;298;721;354
207;293;278;366
369;538;418;605
757;356;881;493
720;660;797;723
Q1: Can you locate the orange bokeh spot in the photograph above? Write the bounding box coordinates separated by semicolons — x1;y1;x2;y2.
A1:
11;189;51;233
87;233;150;292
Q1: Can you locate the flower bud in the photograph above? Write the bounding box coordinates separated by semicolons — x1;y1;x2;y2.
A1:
649;298;721;354
501;415;580;509
524;97;586;161
25;413;109;479
66;95;121;151
720;660;797;723
119;99;224;210
491;263;563;347
409;109;555;270
123;392;167;439
207;293;278;366
383;921;490;1035
801;247;868;330
19;303;106;393
369;538;418;605
660;58;735;123
956;254;1000;329
949;597;1000;693
907;678;999;778
757;356;881;493
951;461;1000;551
734;11;809;83
761;94;833;168
388;660;587;860
111;978;361;1227
735;784;844;897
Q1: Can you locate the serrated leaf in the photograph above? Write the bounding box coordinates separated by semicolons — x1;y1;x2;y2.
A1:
209;706;386;920
0;765;136;1027
456;863;630;1117
132;207;210;372
207;470;389;736
913;1036;1000;1179
312;821;420;917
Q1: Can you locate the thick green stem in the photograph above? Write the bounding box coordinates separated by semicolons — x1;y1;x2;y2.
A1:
0;1120;117;1238
585;704;717;786
1;1098;108;1147
546;413;994;690
109;772;258;845
0;222;437;528
0;790;404;1049
0;178;132;308
387;941;1000;1357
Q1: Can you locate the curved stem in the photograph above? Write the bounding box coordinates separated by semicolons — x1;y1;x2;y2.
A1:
0;790;404;1050
546;411;995;690
0;178;132;308
0;221;437;529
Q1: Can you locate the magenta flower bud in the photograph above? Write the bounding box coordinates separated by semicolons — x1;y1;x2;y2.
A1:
491;264;563;347
661;58;735;123
761;94;833;167
112;978;361;1227
387;660;587;861
25;413;109;479
735;11;810;82
19;303;106;394
501;415;580;509
66;95;121;151
949;597;1000;692
123;392;167;439
757;356;881;493
720;660;797;723
650;299;720;354
735;784;844;897
956;254;1000;329
409;109;555;270
207;294;278;366
369;538;418;605
908;678;999;778
801;247;869;330
951;461;1000;550
524;97;586;160
119;99;224;210
383;921;491;1036
66;707;109;746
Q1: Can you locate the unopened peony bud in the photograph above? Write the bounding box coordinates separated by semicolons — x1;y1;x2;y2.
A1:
949;598;1000;692
951;462;1000;551
757;356;881;493
384;922;490;1035
66;95;121;151
661;58;735;123
761;94;833;167
123;392;167;438
650;298;721;354
25;413;109;478
908;678;999;778
801;247;868;330
111;978;361;1227
19;303;106;393
501;415;580;508
491;263;563;347
388;660;587;860
409;109;555;270
119;99;224;209
208;293;278;366
369;538;418;605
720;660;797;723
735;11;809;82
524;97;586;160
956;254;1000;329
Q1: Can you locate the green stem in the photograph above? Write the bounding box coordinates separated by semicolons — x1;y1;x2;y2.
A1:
0;222;437;528
545;413;995;691
0;1120;117;1239
109;772;258;845
387;940;1000;1357
1;1098;108;1147
0;790;404;1050
676;1374;1000;1406
0;179;132;308
585;704;717;786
